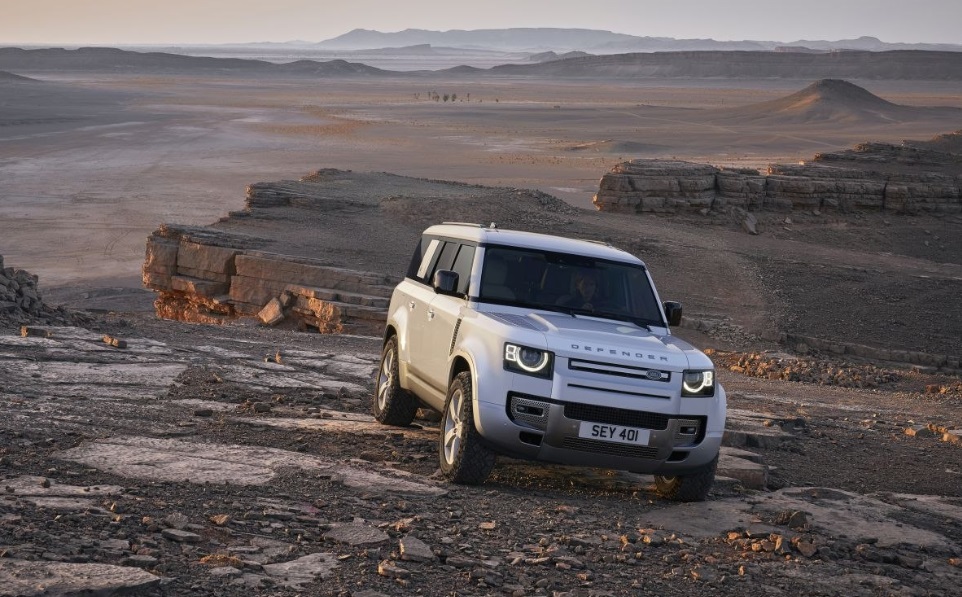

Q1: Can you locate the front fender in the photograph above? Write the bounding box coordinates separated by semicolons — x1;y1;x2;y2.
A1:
447;311;551;440
449;333;500;439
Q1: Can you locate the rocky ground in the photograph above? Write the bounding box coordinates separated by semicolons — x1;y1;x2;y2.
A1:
2;163;961;596
1;303;960;597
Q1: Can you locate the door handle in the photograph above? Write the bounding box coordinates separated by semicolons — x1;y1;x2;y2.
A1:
427;309;435;320
409;301;416;310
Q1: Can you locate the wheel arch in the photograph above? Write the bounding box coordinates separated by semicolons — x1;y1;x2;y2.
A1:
382;324;398;345
449;354;472;385
448;352;494;438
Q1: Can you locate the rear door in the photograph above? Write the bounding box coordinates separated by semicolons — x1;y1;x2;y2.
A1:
399;237;442;381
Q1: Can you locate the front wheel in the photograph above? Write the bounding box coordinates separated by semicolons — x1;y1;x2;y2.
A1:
439;371;496;485
654;454;718;502
372;336;418;426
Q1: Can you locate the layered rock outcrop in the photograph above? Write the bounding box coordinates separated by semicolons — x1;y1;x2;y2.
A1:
143;225;394;335
593;134;962;215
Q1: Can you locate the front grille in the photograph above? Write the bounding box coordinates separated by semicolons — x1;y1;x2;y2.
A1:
567;383;670;400
568;358;671;382
564;403;669;430
561;438;660;459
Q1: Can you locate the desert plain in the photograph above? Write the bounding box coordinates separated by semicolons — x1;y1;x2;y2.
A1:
1;48;961;596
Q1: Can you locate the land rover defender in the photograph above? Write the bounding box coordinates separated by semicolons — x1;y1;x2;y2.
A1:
373;223;725;501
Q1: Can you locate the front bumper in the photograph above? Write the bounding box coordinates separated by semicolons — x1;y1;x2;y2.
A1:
473;370;725;475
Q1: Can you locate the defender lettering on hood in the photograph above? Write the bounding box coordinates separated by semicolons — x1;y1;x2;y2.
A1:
570;344;670;361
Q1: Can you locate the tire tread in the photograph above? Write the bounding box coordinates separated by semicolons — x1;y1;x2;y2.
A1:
440;371;496;485
373;337;418;426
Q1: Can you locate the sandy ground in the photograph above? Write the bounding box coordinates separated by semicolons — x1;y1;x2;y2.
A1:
2;73;961;301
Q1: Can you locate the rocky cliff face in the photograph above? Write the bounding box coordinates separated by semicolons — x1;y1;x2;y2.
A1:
593;134;962;215
143;224;394;335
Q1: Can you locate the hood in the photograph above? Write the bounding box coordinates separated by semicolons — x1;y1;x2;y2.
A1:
530;312;695;370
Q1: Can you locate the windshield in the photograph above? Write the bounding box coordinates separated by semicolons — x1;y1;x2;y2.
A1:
478;245;665;327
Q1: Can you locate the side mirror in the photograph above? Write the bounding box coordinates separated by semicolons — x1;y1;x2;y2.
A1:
433;270;460;297
663;301;682;327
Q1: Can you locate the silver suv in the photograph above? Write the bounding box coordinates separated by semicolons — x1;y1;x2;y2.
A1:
373;223;725;501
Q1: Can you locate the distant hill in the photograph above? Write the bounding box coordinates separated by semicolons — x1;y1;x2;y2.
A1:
786;35;962;53
527;51;591;63
274;58;385;76
710;79;962;124
0;47;385;76
0;69;34;81
474;51;962;80
317;28;962;53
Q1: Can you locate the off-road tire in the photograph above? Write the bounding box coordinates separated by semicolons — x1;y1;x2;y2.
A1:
439;371;496;485
372;336;418;426
654;454;718;502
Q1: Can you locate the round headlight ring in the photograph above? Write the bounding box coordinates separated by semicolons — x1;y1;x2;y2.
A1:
682;370;714;394
517;347;549;372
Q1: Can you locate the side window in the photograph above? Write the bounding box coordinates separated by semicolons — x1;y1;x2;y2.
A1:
405;238;425;279
431;242;459;280
411;238;441;282
451;245;476;295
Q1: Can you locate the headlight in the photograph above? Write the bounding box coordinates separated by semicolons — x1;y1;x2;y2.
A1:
681;370;715;397
504;343;553;378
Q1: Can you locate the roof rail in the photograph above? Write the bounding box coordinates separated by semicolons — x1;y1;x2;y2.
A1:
440;221;484;228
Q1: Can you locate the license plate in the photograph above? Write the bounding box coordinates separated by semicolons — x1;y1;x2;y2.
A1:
578;422;650;445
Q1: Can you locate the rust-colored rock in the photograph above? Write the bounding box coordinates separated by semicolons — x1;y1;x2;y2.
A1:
143;229;390;334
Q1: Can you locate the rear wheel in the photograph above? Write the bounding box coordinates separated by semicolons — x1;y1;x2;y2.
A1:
654;454;718;502
439;371;496;485
372;336;418;426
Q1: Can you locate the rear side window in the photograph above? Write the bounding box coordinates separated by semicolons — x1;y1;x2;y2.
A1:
407;238;441;282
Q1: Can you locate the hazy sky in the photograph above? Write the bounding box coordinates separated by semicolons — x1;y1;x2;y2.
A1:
4;0;961;46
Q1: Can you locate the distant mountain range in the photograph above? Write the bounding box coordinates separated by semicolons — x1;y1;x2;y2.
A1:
316;28;962;53
4;46;962;81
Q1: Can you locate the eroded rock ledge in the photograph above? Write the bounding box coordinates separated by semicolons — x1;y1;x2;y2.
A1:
593;132;962;215
143;224;394;334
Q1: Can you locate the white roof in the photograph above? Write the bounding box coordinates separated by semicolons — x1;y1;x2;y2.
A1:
424;223;644;265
